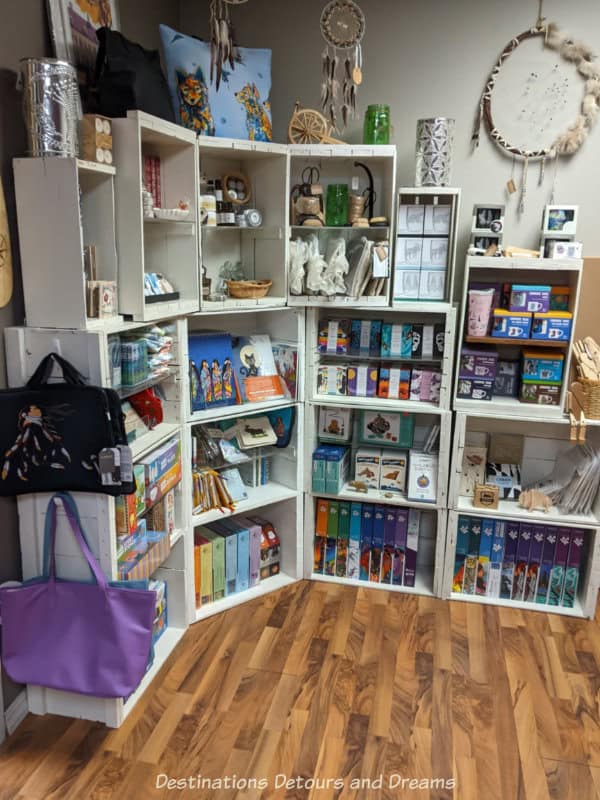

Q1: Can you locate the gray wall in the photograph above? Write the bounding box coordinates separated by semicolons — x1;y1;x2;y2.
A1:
180;0;600;260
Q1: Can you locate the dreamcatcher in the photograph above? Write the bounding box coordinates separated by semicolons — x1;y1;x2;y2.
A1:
472;0;600;213
320;0;366;131
209;0;248;90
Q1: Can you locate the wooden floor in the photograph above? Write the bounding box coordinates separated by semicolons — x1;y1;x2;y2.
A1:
2;581;600;799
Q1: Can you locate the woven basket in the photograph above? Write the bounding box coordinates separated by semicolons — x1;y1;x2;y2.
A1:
226;279;272;299
579;377;600;419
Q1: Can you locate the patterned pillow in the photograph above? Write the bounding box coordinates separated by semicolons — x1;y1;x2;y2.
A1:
159;24;272;141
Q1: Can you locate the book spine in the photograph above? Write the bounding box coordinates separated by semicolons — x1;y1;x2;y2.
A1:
487;520;505;599
194;542;201;607
315;499;329;537
393;508;409;586
200;542;212;605
359;504;374;581
249;528;261;587
236;529;250;592
336;502;351;578
381;508;396;585
224;534;237;597
370;505;385;583
403;509;420;588
153;156;161;207
500;522;520;600
536;527;557;604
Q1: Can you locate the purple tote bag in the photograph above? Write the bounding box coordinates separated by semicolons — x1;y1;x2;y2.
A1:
0;494;156;698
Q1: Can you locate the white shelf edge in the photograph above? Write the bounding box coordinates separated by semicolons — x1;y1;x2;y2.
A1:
77;159;116;176
454;496;599;529
449;591;586;618
391;301;454;314
288;296;389;308
192;482;298;527
453;397;567;421
122;627;186;718
467;256;583;272
194;573;298;622
199;297;288;313
188;397;298;425
311;570;434;597
312;394;445;414
131;422;181;461
311;487;442;511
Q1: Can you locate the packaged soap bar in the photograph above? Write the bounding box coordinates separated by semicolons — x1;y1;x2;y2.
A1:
318;319;351;354
492;309;532;339
509;284;551;313
347;364;378;397
531;311;573;342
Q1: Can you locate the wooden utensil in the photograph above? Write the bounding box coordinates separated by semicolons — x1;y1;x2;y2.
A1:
0;174;13;308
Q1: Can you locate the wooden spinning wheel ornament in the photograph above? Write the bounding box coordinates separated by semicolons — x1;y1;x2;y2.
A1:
288;103;343;145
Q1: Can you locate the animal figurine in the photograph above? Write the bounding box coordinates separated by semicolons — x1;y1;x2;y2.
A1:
518;488;553;513
176;68;215;135
235;83;272;141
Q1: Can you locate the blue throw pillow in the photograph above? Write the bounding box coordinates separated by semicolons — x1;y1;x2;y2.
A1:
159;24;272;141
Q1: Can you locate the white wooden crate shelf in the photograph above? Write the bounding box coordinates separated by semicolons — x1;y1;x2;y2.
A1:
189;398;299;426
311;569;435;598
194;572;297;622
310;486;444;512
191;482;298;527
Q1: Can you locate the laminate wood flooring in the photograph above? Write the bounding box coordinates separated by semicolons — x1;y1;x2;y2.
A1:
1;581;600;799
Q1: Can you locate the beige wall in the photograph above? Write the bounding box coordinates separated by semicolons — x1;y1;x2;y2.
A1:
180;0;600;269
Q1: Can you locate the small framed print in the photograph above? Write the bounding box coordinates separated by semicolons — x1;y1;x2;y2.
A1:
549;240;583;260
472;204;505;235
540;236;572;259
542;205;578;236
472;235;500;251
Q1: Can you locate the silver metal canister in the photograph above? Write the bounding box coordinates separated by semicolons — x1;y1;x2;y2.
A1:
415;117;455;187
20;58;82;157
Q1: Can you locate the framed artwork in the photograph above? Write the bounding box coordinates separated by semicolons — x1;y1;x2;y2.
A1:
47;0;119;76
542;205;579;236
472;204;505;235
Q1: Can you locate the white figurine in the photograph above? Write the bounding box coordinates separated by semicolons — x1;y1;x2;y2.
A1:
322;236;349;295
305;235;327;294
289;238;308;295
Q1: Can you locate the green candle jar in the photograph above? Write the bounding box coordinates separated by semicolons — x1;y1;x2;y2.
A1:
363;104;391;145
326;184;349;227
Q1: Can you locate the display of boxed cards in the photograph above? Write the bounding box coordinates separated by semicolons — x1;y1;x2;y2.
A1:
519;382;561;406
317;365;347;395
494;360;520;397
407;451;438;503
359;410;414;448
380;451;408;494
380;323;403;358
421;237;448;268
509;285;551;313
531;311;573;341
393;269;420;300
350;319;382;354
397;203;425;234
141;436;182;508
395;236;423;266
146;488;176;537
347;364;378;397
491;309;532;339
419;269;446;300
318;319;351;354
325;446;350;495
378;366;411;400
312;446;328;493
424;204;451;235
355;448;381;489
247;516;280;580
456;377;494;402
521;350;564;384
459;347;498;380
318;407;353;442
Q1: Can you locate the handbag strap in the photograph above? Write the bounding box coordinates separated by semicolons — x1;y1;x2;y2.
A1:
45;493;108;589
27;353;87;388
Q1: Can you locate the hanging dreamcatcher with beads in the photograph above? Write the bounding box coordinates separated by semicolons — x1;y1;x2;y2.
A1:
320;0;366;131
209;0;248;90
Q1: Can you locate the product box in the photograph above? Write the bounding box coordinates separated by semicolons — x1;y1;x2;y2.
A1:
429;372;442;404
313;535;325;573
359;410;414;449
492;309;532;339
433;323;445;357
459;347;498;380
317;365;347;396
456;377;494;402
493;360;520;397
318;318;351;354
194;532;212;606
146;488;176;537
401;325;413;358
236;516;261;588
380;323;403;358
403;509;420;587
370;505;385;582
350;319;383;355
550;286;570;311
325;446;350;495
380;450;408;494
407;451;438;503
500;522;520;600
378;366;411;400
336;502;351;578
521;350;564;384
535;527;557;604
488;520;506;598
141;436;181;506
422;324;435;358
324;533;337;576
247;515;280;580
410;324;424;358
395;236;423;267
519;382;561;406
208;521;238;597
476;518;494;595
327;500;339;539
424;204;451;235
462;555;478;596
531;311;573;342
512;523;532;601
381;508;396;585
355;448;381;489
315;499;329;537
421;237;448;268
118;530;171;581
115;492;138;537
347;502;362;579
397;203;425;234
509;284;551;313
419;268;446;300
318;407;353;443
312;446;328;494
393;509;409;586
347;364;378;397
486;462;521;500
199;529;225;600
393;268;420;300
562;529;584;608
359;504;374;580
453;515;471;592
234;524;250;590
524;525;545;602
549;529;571;606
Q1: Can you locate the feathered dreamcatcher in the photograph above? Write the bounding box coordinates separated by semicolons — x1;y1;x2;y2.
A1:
472;3;600;213
320;0;365;131
209;0;248;90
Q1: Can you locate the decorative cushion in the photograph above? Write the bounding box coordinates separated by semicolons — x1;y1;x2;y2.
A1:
159;24;272;141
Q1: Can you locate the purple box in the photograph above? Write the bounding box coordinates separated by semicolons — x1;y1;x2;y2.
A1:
456;377;494;401
403;509;420;587
393;509;408;586
509;285;551;313
459;347;498;380
536;527;557;604
500;522;520;600
512;523;533;600
524;525;545;602
347;364;378;397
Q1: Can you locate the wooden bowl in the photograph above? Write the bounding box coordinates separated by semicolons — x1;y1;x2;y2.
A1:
226;279;273;299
